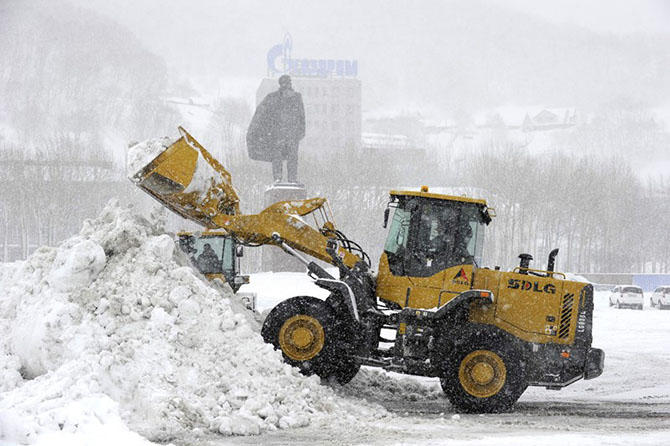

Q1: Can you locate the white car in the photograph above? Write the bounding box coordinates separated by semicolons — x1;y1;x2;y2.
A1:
608;285;644;310
650;286;670;310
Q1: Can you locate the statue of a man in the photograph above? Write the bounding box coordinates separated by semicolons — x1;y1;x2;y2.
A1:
246;75;305;184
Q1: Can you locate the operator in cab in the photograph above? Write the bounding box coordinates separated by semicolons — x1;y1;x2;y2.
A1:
197;243;221;273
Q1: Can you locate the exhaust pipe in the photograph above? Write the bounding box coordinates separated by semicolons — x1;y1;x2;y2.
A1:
547;248;559;272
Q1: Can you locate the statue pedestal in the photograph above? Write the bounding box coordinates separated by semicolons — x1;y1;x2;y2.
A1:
262;183;307;273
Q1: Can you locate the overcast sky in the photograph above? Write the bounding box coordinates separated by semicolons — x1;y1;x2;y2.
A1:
503;0;669;33
67;0;670;113
73;0;670;73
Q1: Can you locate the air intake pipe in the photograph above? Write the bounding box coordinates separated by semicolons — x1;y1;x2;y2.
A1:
518;253;533;274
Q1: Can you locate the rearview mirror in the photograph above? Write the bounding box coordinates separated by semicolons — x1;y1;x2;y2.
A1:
383;208;390;228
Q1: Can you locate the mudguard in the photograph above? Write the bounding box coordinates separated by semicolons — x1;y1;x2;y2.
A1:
433;289;494;321
314;278;360;322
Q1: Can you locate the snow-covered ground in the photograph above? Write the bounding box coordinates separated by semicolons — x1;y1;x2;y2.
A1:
2;210;669;445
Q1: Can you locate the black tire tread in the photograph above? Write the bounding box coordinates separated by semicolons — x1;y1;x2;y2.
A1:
438;324;528;413
261;296;339;379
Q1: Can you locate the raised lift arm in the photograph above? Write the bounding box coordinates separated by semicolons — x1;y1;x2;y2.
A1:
129;127;364;271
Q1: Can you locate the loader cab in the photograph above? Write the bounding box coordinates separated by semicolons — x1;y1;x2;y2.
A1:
377;188;493;309
177;231;247;292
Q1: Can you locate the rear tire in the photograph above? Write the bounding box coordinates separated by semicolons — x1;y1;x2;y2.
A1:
438;325;528;413
261;296;340;379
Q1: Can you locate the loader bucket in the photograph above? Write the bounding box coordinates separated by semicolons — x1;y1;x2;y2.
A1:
129;127;240;227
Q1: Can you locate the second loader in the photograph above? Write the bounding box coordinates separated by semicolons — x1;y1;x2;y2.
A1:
129;127;604;413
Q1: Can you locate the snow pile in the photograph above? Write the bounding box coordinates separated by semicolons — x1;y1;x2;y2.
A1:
0;201;385;445
126;137;177;179
339;368;443;403
182;150;220;199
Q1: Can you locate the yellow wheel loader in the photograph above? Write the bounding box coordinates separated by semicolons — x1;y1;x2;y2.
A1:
129;127;604;413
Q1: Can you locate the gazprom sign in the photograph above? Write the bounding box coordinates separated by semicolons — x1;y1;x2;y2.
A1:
266;33;358;78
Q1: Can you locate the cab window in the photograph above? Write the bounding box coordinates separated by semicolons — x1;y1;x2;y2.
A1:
460;205;485;265
384;204;412;275
221;237;234;273
383;197;486;278
192;237;224;274
181;236;235;275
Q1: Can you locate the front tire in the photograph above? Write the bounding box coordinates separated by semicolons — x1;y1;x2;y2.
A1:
261;296;340;379
328;313;362;385
438;325;528;413
331;356;361;385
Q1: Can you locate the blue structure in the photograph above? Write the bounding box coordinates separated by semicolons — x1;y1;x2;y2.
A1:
633;274;670;292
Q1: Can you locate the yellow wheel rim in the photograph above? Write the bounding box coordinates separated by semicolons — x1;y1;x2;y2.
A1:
458;350;507;398
278;315;325;361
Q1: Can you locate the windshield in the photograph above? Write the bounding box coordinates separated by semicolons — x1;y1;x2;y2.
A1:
179;235;235;275
383;196;486;277
623;286;642;294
